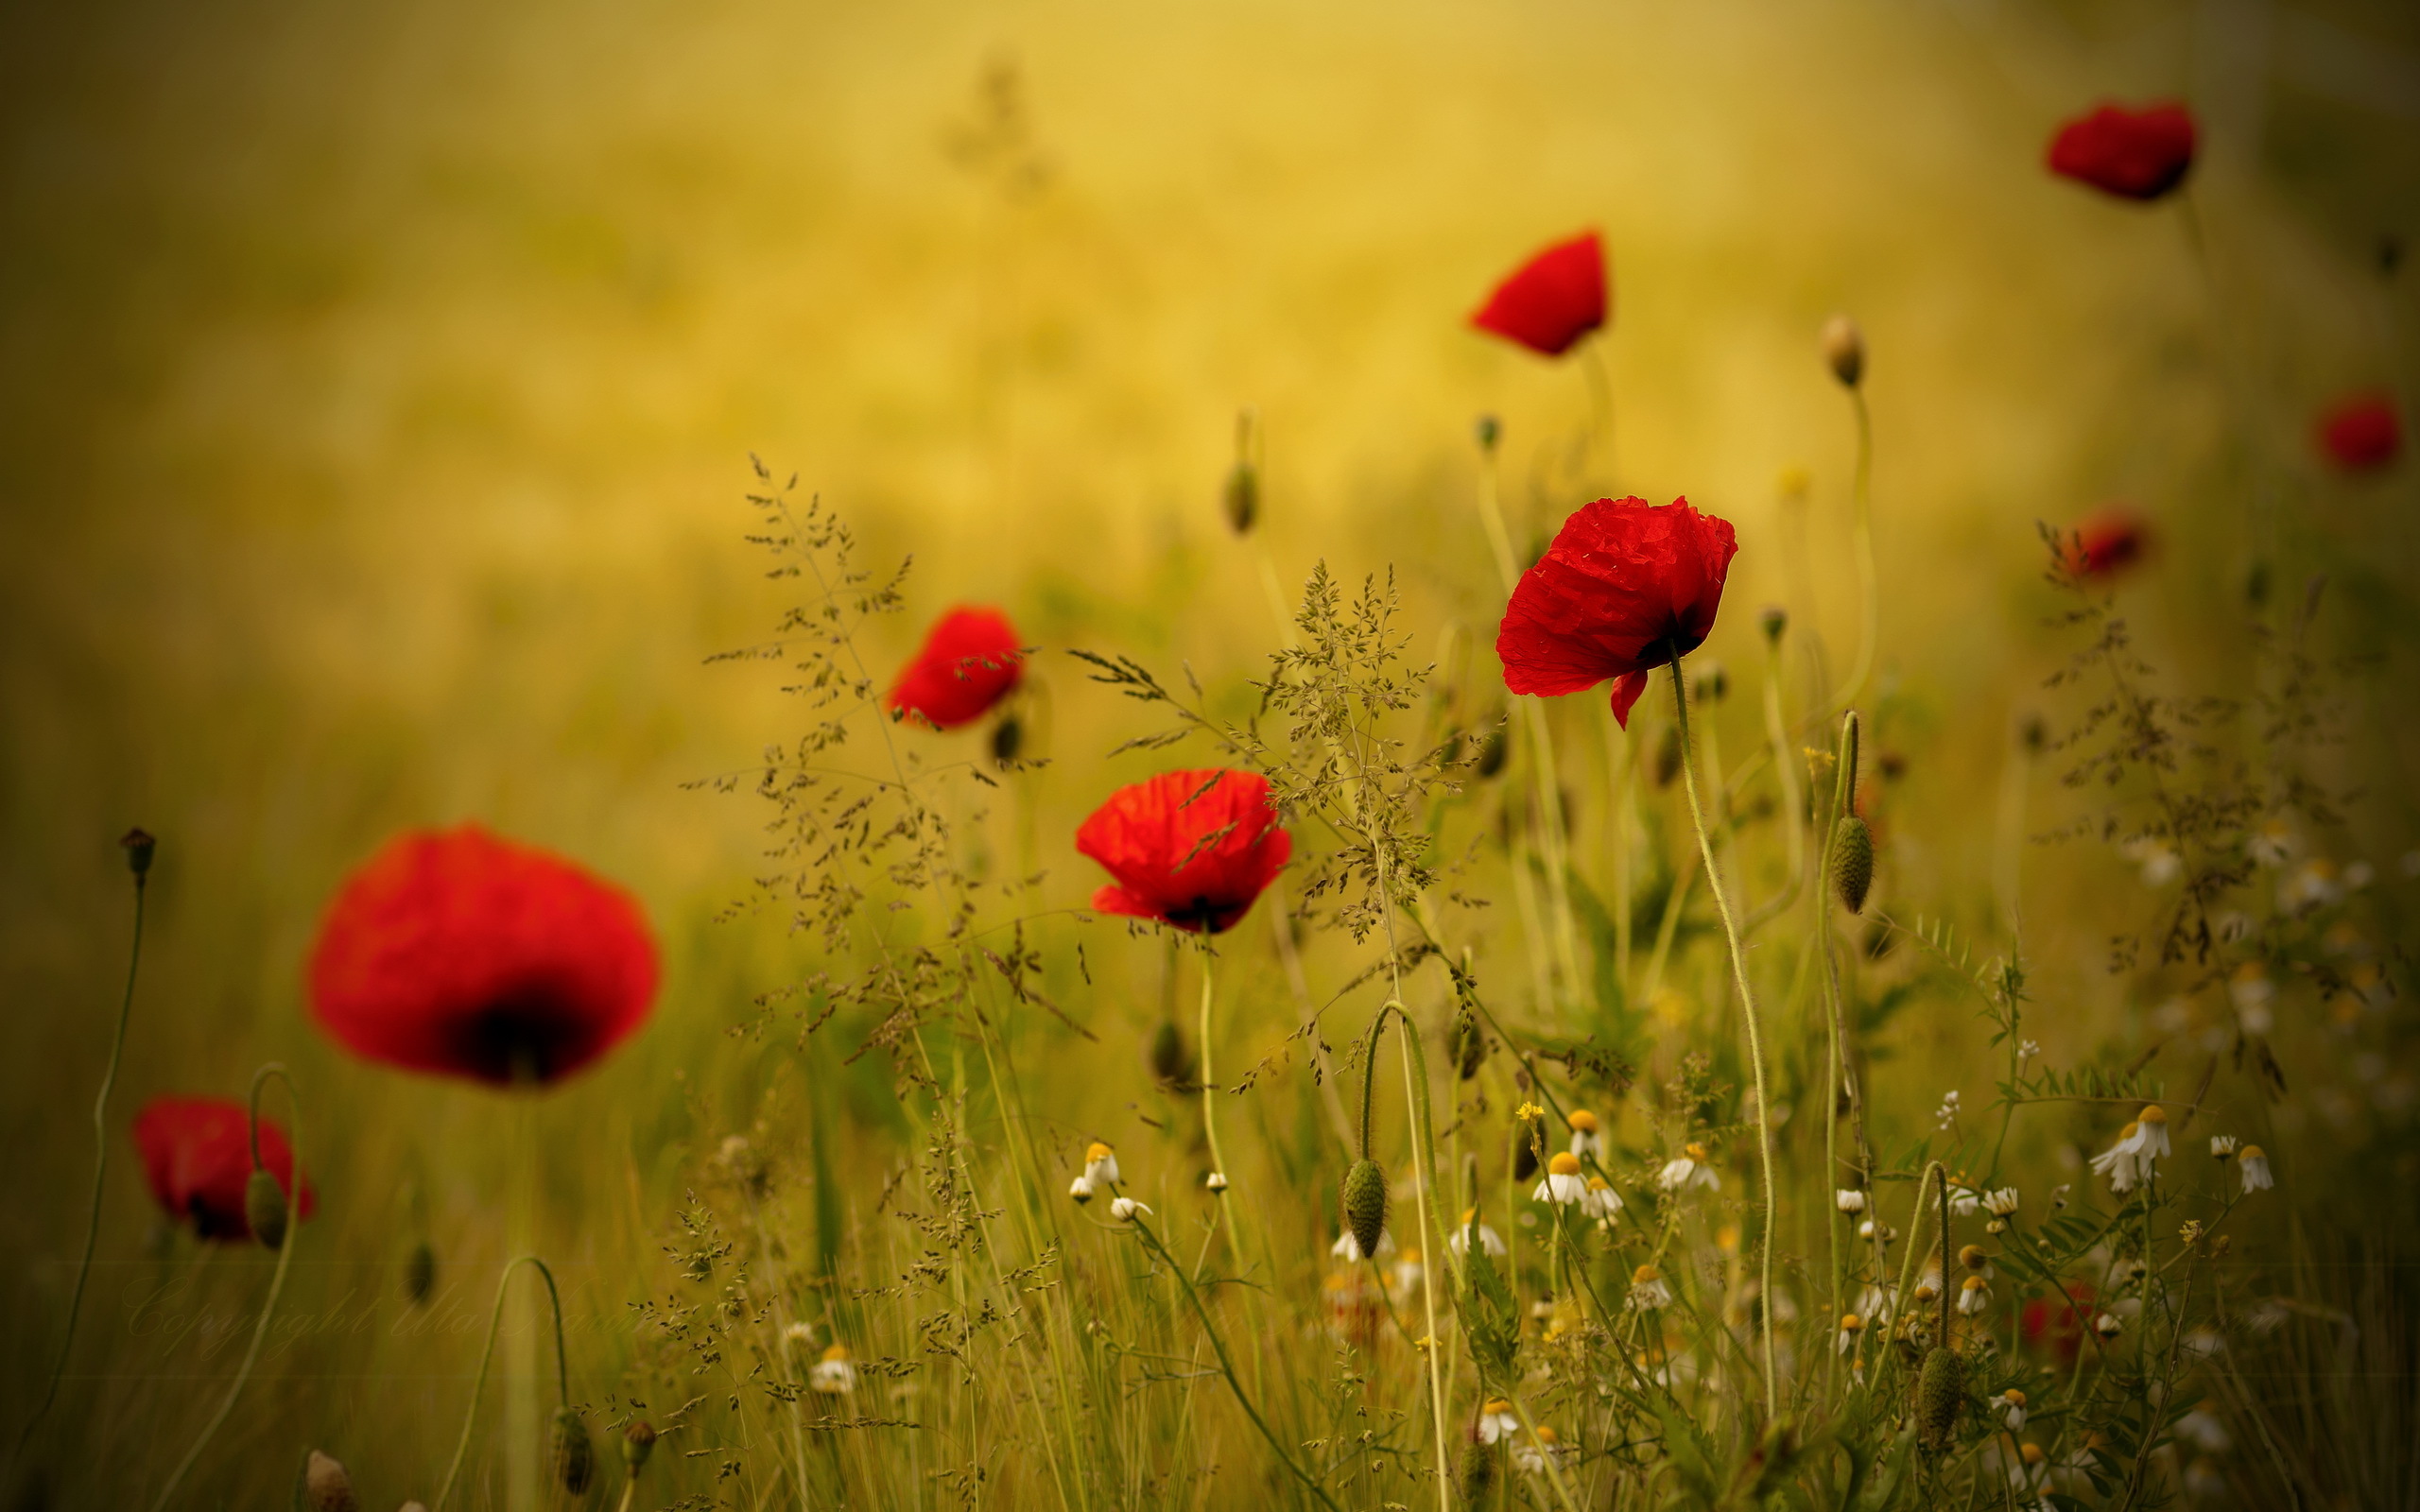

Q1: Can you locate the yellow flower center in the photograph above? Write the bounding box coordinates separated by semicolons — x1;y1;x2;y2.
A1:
1567;1109;1599;1132
1547;1152;1582;1176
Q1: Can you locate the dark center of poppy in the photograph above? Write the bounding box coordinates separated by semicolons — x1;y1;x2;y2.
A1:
1163;894;1237;934
445;983;605;1085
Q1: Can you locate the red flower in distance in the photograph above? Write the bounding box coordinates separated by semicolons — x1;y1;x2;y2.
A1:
889;607;1025;730
308;825;660;1086
1077;769;1291;934
133;1096;315;1242
2047;102;2197;201
2316;392;2402;472
2021;1280;2097;1363
2064;507;2152;579
1470;232;1607;356
1495;496;1738;728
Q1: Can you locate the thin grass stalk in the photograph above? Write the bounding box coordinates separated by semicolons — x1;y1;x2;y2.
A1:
1837;387;1877;710
1666;654;1778;1419
148;1064;302;1512
13;853;147;1468
434;1255;573;1512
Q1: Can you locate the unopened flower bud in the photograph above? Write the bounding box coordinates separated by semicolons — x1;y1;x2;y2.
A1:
1341;1159;1389;1263
1822;315;1865;387
120;828;156;877
1653;725;1684;788
1223;408;1260;534
1915;1346;1963;1454
552;1407;596;1495
1149;1020;1192;1090
623;1420;657;1476
1476;414;1501;454
302;1451;360;1512
1759;606;1787;644
990;714;1024;767
403;1240;437;1306
1475;724;1510;780
1459;1437;1497;1503
246;1168;288;1250
1693;663;1728;703
1831;816;1875;914
1450;1010;1486;1080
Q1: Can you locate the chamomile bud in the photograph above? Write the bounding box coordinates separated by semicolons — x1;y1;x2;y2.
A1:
1109;1196;1150;1223
1835;1312;1864;1355
1836;1188;1867;1214
1957;1275;1991;1315
2238;1144;2273;1193
1627;1264;1673;1311
1204;1171;1229;1194
1068;1174;1095;1205
1759;605;1787;644
1996;1389;2027;1432
1564;1108;1602;1159
1083;1143;1120;1187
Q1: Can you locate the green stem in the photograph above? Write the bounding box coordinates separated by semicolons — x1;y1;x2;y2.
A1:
1838;387;1877;710
1668;654;1778;1421
1199;942;1228;1183
14;866;147;1466
148;1065;302;1512
435;1255;574;1512
1816;713;1867;1393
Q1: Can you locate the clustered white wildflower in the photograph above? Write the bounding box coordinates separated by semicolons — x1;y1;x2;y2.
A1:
1656;1143;1719;1193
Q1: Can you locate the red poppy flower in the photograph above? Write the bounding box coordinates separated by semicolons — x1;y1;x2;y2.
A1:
308;825;660;1086
2047;102;2197;201
888;607;1025;730
1470;232;1608;357
2316;392;2402;472
1495;496;1738;728
132;1096;315;1242
1077;769;1291;934
2020;1280;2096;1363
2064;507;2152;579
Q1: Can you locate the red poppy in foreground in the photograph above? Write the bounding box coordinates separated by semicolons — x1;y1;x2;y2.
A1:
2047;102;2197;201
888;607;1026;730
308;825;660;1086
2316;393;2402;472
1470;231;1607;357
1496;496;1738;728
1077;769;1291;934
133;1096;315;1242
2064;507;2152;579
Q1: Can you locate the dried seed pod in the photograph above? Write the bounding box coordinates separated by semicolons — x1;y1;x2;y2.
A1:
404;1240;437;1306
245;1169;288;1250
1450;1010;1487;1080
622;1420;657;1476
1831;815;1874;914
1340;1159;1389;1261
302;1451;360;1512
1916;1346;1964;1454
119;827;157;877
551;1407;596;1495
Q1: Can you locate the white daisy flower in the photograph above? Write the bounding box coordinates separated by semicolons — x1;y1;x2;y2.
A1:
1996;1388;2027;1432
1856;1284;1893;1323
1580;1175;1624;1220
1565;1108;1604;1160
1110;1196;1150;1222
1204;1171;1229;1194
1068;1174;1095;1204
2209;1135;2238;1160
2135;1106;2172;1159
1627;1264;1672;1311
1958;1275;1992;1315
1083;1142;1121;1187
1446;1208;1506;1258
1390;1248;1425;1297
1512;1424;1564;1476
1657;1142;1719;1193
1949;1179;1981;1218
1836;1188;1867;1214
1835;1312;1865;1355
1984;1187;2020;1218
2175;1407;2231;1453
1959;1245;1996;1280
809;1344;857;1395
1477;1400;1519;1445
2248;819;2295;868
1533;1151;1586;1206
2094;1312;2123;1339
2238;1144;2273;1194
2228;963;2275;1035
2090;1123;2148;1194
1330;1227;1393;1262
783;1319;816;1349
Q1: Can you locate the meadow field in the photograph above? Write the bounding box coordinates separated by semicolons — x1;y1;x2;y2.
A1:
4;1;2418;1507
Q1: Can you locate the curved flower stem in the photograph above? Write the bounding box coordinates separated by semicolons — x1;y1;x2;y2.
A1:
1889;1162;1948;1340
435;1255;573;1512
1667;654;1778;1421
1197;941;1229;1187
1837;387;1877;710
1127;1217;1341;1512
149;1065;301;1512
14;862;147;1468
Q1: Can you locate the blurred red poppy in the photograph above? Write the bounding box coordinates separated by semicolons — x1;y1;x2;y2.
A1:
2020;1280;2096;1362
308;825;660;1086
2064;507;2152;579
1495;496;1738;728
133;1096;315;1242
2048;103;2196;201
2316;393;2402;472
1078;769;1290;934
1470;232;1607;356
888;607;1026;730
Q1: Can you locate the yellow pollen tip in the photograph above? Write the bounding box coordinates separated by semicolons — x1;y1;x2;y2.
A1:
1085;1142;1112;1160
1547;1152;1582;1175
1841;1313;1863;1330
1482;1399;1511;1416
2238;1144;2264;1160
1684;1141;1707;1160
1459;1207;1478;1225
2021;1444;2046;1465
820;1343;849;1362
1532;1426;1557;1444
2005;1389;2027;1406
1586;1176;1611;1190
1632;1263;1660;1283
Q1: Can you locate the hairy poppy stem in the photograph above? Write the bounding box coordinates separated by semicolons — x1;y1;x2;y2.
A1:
1197;942;1228;1186
148;1065;301;1512
435;1255;573;1512
14;853;147;1469
1816;712;1882;1394
1838;387;1877;709
1667;654;1779;1422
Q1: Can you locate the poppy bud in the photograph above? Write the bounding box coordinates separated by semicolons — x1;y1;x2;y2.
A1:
1450;1010;1486;1080
1511;1125;1539;1183
403;1240;437;1306
1831;816;1874;914
1916;1346;1964;1453
1341;1159;1389;1262
1653;726;1684;789
1759;606;1786;644
1476;414;1501;455
1458;1439;1497;1503
1223;408;1260;534
1149;1020;1192;1090
1692;664;1727;703
552;1407;596;1495
246;1168;288;1250
623;1420;657;1476
991;714;1024;767
302;1451;361;1512
120;828;156;877
1822;315;1865;388
1475;724;1510;780
2017;715;2046;756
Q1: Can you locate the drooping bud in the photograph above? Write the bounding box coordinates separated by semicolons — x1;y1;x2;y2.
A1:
1822;315;1865;388
1758;606;1787;644
119;828;156;877
1693;663;1728;703
1458;1439;1498;1503
1148;1020;1193;1090
1475;724;1509;780
990;714;1024;767
1475;414;1501;455
403;1240;437;1306
1222;408;1260;534
1450;1010;1486;1080
1831;816;1874;914
302;1451;360;1512
245;1168;288;1250
623;1420;657;1476
1340;1159;1389;1262
1653;726;1683;788
1916;1346;1964;1454
552;1406;596;1495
